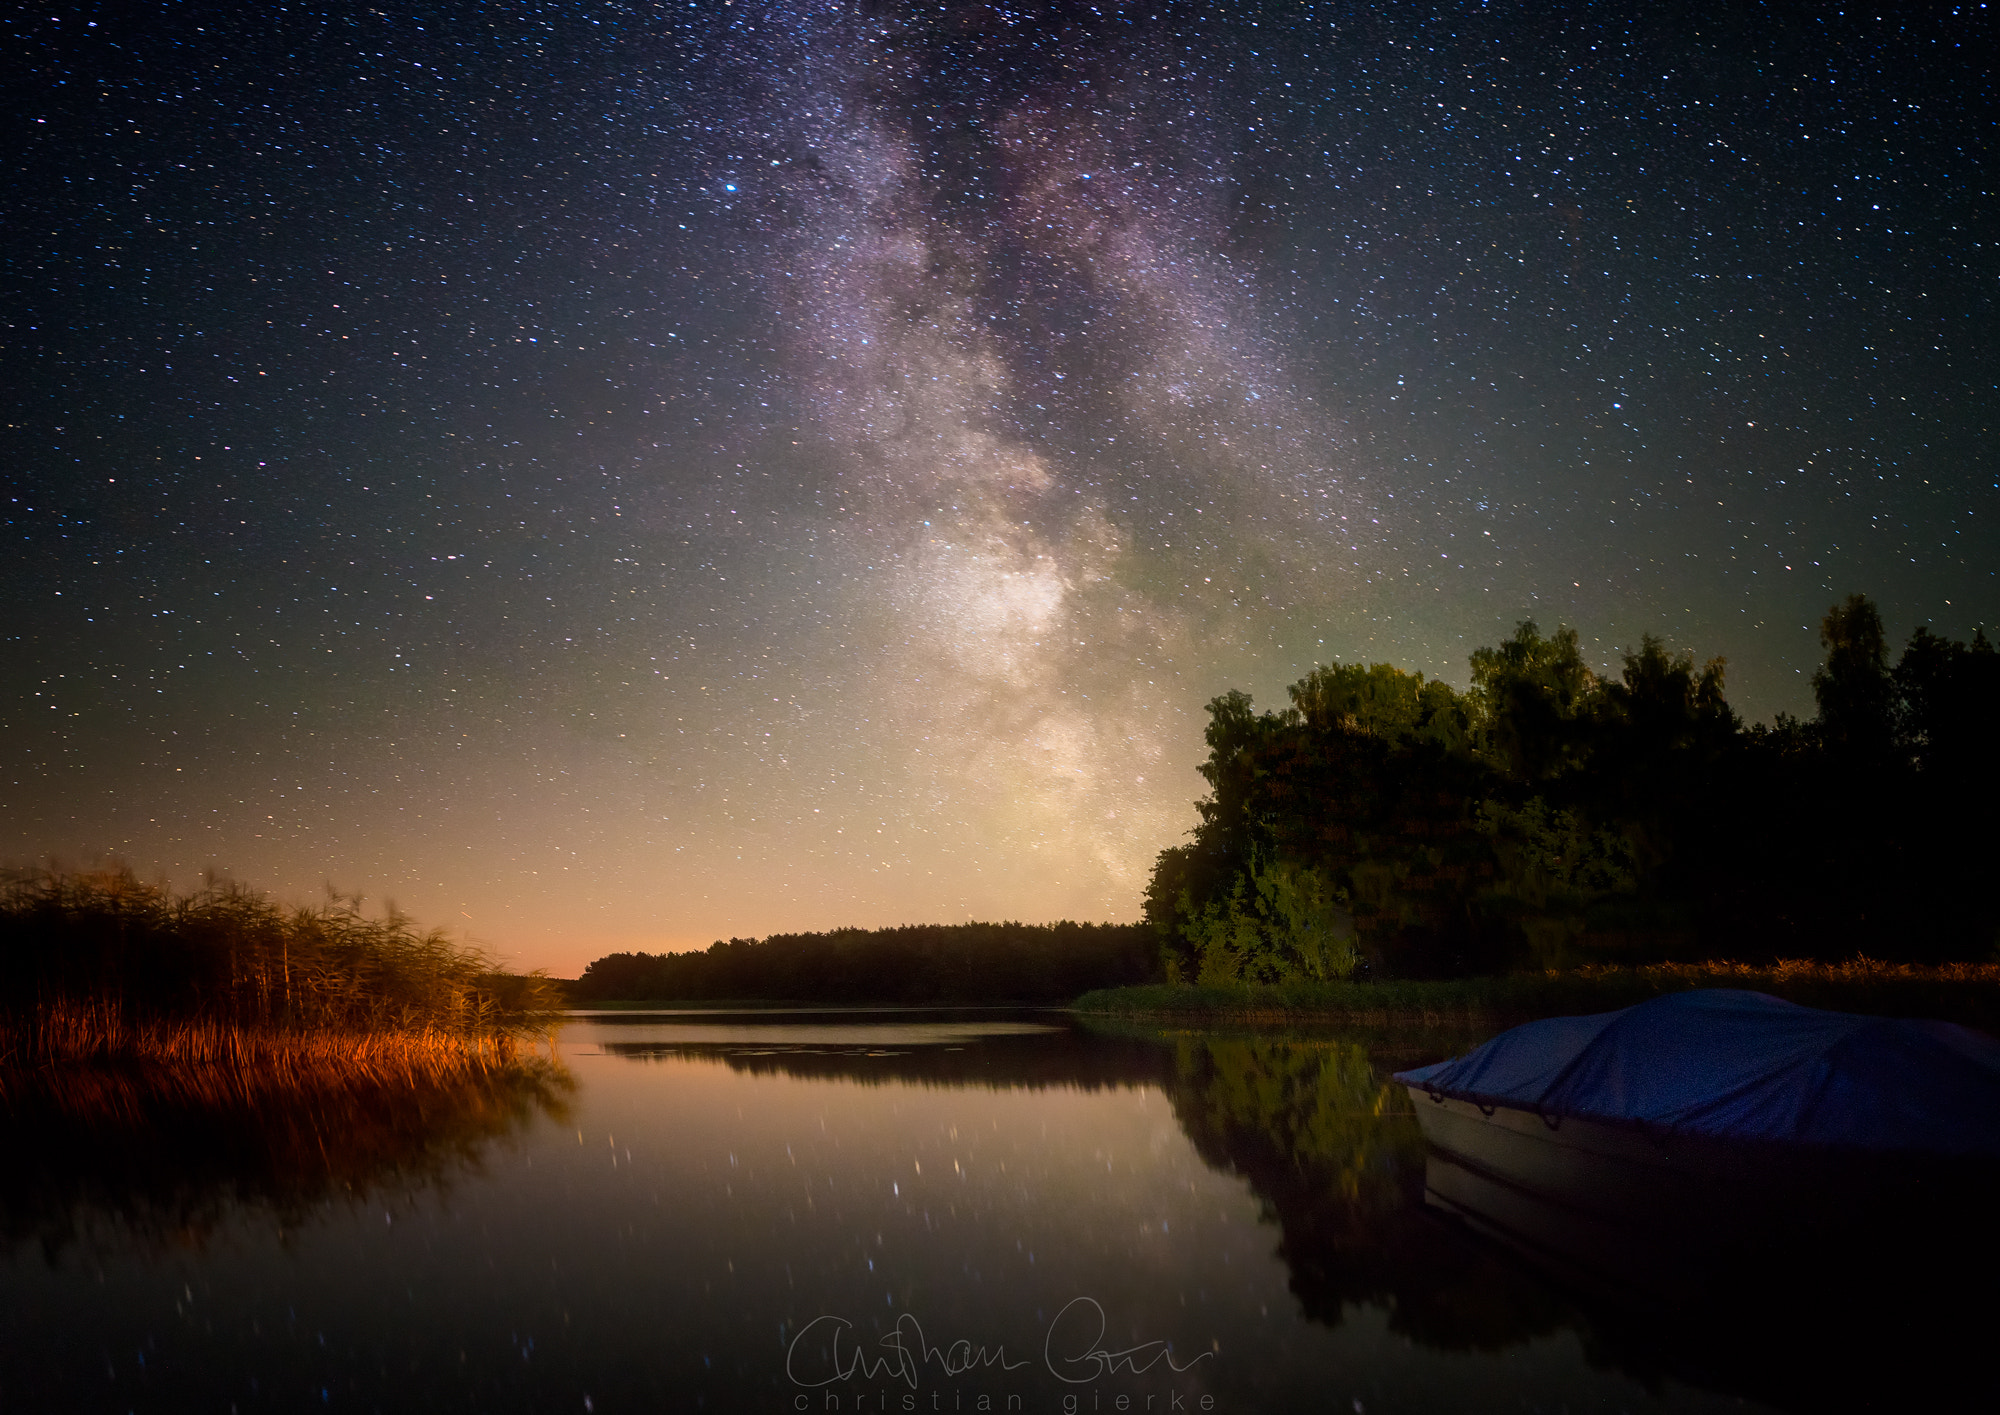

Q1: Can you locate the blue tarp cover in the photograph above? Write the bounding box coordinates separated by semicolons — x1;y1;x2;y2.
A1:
1393;989;2000;1155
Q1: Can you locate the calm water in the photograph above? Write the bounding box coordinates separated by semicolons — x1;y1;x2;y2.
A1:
1;1010;1985;1412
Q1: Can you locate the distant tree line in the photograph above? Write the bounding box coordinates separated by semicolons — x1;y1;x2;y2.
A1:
1147;595;1999;981
571;921;1158;1004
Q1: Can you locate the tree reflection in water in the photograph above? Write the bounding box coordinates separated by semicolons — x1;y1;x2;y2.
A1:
646;1018;1577;1352
0;1058;572;1260
1156;1031;1576;1350
593;1014;1996;1410
1151;1027;2000;1411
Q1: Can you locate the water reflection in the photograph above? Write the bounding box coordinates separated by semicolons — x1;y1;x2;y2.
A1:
1157;1031;1574;1351
639;1016;1997;1410
597;1011;1175;1091
1149;1026;1999;1410
2;1010;1982;1411
0;1059;572;1260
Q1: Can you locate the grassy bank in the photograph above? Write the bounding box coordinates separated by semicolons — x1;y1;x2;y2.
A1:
1;866;561;1092
1073;958;2000;1035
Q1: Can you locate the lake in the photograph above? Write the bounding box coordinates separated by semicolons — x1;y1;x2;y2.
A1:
1;1009;1987;1412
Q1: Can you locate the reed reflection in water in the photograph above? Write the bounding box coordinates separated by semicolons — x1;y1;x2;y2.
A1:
0;1055;572;1259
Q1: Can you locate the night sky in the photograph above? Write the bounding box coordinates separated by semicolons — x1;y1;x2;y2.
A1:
6;2;1995;974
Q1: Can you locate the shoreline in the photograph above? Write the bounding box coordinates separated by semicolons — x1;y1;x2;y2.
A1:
1072;961;2000;1035
564;961;2000;1035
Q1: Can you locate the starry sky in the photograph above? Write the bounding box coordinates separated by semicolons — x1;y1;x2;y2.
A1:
6;1;1995;974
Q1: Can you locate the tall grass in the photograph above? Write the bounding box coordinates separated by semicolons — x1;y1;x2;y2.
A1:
0;864;561;1082
1;999;536;1095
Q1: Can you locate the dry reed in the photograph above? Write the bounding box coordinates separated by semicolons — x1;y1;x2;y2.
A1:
0;863;562;1097
0;1000;538;1106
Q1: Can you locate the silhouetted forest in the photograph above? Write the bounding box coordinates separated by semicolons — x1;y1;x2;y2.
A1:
571;921;1157;1003
1148;594;2000;981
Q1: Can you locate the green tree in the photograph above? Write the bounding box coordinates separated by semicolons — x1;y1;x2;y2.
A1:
1252;855;1362;981
1468;621;1600;781
1290;661;1477;752
1191;689;1279;863
1813;594;1895;759
1144;599;2000;976
1474;798;1639;970
1177;852;1360;985
1893;625;1999;779
1602;635;1734;749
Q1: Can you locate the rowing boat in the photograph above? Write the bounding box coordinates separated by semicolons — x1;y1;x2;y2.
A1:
1393;988;2000;1302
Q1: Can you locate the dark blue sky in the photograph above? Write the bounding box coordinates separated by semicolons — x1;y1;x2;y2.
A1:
6;1;1994;970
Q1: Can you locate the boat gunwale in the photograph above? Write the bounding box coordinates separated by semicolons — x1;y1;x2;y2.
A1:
1402;1081;1958;1163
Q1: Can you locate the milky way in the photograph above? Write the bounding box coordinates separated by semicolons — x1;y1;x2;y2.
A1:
5;2;1994;970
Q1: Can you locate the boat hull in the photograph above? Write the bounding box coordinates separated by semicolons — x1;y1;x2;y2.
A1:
1406;1084;2000;1307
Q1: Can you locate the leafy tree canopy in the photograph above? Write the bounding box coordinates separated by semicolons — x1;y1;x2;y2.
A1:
1146;595;1998;981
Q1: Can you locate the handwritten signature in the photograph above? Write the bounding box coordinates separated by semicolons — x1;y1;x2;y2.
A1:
1043;1297;1211;1385
785;1298;1211;1389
